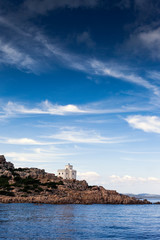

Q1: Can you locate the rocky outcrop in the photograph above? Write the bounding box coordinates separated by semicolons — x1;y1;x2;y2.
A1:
0;157;151;204
0;155;14;170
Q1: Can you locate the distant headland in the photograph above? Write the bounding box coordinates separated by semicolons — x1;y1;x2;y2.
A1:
0;155;151;204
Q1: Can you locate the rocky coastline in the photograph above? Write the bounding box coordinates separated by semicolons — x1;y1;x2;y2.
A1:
0;155;151;204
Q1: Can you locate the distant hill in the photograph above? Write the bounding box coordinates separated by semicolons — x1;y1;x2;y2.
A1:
126;193;160;199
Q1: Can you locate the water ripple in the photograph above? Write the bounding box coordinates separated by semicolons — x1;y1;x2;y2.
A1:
1;204;160;239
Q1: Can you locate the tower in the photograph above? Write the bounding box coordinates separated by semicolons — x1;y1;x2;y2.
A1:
57;163;77;180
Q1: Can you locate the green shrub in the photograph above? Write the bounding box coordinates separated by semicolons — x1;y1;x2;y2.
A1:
35;187;43;192
14;176;22;183
57;181;64;185
9;169;20;177
21;187;32;193
0;190;15;196
15;168;28;171
41;181;63;189
0;176;10;188
46;182;57;189
46;189;53;193
14;176;40;185
21;194;27;197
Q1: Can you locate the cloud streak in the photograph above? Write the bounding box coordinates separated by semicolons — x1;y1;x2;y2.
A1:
3;100;88;116
5;150;73;163
110;174;160;183
0;100;149;119
0;40;38;73
88;60;160;96
36;34;160;96
48;128;133;144
0;136;64;146
77;171;100;182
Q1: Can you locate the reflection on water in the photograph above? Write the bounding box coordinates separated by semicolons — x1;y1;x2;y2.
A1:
1;204;160;239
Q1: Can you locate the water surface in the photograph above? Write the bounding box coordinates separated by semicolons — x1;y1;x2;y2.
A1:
1;203;160;239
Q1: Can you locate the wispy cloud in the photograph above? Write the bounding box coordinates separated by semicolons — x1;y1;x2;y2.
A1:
0;13;158;96
125;115;160;134
88;60;160;96
2;100;89;117
47;127;132;144
125;25;160;62
0;100;149;119
0;40;38;73
77;171;100;182
0;137;44;145
0;6;159;100
110;175;160;183
23;0;99;15
0;136;64;146
0;16;30;37
3;145;75;168
147;71;160;86
5;150;73;164
36;35;160;95
137;27;160;60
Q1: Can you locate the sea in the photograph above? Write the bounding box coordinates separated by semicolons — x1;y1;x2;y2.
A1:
1;203;160;239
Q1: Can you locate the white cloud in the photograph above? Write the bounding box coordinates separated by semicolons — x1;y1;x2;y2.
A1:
0;136;59;145
77;171;100;182
139;27;160;46
125;115;160;133
127;26;160;61
41;101;88;114
110;175;160;183
3;137;43;145
2;100;89;117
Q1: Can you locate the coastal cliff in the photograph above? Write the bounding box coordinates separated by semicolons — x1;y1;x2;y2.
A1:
0;156;151;204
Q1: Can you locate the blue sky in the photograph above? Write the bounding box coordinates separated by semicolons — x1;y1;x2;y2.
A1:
1;0;160;194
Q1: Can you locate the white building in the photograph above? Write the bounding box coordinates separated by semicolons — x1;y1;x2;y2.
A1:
57;163;77;180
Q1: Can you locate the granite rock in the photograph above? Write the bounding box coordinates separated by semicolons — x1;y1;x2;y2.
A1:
0;157;152;205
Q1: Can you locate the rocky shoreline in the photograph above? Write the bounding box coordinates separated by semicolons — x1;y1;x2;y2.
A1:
0;189;151;204
0;155;151;204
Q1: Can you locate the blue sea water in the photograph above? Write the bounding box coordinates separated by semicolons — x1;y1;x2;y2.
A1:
1;204;160;239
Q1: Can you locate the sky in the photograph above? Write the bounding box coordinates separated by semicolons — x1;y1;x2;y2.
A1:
1;0;160;194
